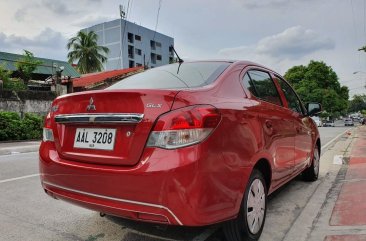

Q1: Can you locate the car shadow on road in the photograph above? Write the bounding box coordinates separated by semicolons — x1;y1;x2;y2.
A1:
106;215;220;241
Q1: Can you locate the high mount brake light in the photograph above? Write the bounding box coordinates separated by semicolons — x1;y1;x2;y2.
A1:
147;105;221;149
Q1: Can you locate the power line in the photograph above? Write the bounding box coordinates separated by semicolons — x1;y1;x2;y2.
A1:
119;0;130;69
364;0;366;42
125;0;130;20
153;0;162;41
350;0;362;67
148;0;163;67
350;0;357;40
127;0;134;20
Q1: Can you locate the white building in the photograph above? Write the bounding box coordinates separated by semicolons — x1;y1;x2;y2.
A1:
82;19;175;70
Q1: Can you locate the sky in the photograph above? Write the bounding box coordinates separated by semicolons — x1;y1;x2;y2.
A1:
0;0;366;98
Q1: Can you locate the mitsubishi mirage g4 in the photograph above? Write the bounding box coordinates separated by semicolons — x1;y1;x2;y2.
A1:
39;60;321;241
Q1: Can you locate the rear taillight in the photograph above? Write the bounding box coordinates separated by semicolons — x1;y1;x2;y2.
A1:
43;113;54;142
147;105;221;149
43;128;54;142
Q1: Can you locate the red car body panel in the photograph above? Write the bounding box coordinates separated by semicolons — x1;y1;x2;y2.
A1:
39;61;320;226
50;90;179;166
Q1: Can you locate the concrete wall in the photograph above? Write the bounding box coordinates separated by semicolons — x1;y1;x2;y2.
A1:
83;19;174;70
0;99;52;115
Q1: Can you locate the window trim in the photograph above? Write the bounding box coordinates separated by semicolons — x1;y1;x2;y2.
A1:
241;68;284;107
274;74;306;115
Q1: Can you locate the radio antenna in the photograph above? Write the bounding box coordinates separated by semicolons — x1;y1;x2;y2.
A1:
170;45;184;63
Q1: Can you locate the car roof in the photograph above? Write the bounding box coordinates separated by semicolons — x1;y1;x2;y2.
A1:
183;60;283;76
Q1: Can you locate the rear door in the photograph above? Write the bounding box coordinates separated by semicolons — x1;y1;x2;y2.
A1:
241;69;296;186
274;75;313;171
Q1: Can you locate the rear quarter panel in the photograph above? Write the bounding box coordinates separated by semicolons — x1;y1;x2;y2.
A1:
171;63;275;219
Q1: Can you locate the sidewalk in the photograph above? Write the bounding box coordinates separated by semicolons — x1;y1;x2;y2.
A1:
326;125;366;241
282;126;366;241
0;141;40;155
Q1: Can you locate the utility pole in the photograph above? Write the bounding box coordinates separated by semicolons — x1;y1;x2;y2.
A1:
55;66;64;96
119;5;125;69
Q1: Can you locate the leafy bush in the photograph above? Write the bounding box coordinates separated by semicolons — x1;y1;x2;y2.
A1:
3;78;27;91
0;112;43;141
0;64;27;91
0;112;21;141
0;63;11;82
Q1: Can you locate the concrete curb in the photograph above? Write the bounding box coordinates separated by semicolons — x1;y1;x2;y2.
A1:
0;142;40;155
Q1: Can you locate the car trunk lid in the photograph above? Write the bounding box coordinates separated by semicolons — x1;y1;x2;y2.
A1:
51;89;178;166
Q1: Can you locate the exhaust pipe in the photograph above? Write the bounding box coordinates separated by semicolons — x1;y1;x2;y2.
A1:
100;212;106;217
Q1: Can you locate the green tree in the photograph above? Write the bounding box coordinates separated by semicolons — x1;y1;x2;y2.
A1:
67;31;109;74
15;50;43;85
358;45;366;52
0;63;11;82
349;94;366;113
284;60;349;118
0;63;27;91
283;65;306;87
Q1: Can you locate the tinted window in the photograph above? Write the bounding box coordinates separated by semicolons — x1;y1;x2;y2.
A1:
242;73;257;96
276;76;304;114
108;62;231;90
243;70;282;106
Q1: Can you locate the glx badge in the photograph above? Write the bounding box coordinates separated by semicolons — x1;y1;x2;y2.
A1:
146;103;162;108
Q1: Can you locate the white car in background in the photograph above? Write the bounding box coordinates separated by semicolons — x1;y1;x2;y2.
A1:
323;120;335;127
311;116;322;127
344;118;354;126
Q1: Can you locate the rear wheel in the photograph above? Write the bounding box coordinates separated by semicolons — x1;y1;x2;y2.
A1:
224;169;267;241
302;145;320;182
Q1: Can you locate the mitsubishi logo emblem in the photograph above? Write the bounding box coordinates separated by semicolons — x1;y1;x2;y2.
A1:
86;97;96;111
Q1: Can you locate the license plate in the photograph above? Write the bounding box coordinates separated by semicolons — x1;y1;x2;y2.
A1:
74;128;116;150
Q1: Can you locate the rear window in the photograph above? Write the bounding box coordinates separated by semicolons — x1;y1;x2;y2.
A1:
107;62;231;90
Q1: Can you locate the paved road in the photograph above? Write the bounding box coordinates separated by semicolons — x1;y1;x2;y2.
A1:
318;120;353;147
0;125;353;241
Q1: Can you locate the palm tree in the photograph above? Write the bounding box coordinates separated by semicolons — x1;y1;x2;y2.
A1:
358;45;366;52
67;31;109;74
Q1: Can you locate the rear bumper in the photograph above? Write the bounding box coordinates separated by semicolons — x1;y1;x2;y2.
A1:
42;180;182;225
39;141;251;226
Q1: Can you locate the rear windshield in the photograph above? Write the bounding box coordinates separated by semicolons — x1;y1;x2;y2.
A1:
107;62;231;90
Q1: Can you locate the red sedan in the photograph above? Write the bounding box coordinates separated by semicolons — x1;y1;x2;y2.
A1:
39;60;321;241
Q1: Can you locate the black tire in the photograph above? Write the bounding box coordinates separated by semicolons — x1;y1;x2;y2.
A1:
224;169;267;241
302;145;320;182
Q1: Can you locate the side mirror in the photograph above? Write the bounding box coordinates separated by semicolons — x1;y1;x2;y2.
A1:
306;102;322;116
